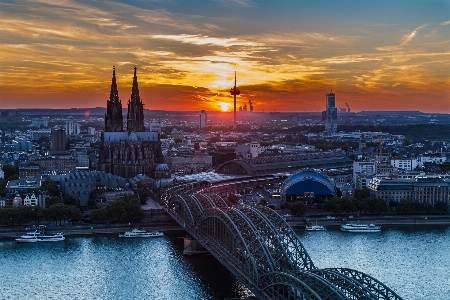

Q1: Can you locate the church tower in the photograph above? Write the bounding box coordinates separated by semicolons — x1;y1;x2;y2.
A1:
127;66;145;133
359;133;367;151
104;66;124;132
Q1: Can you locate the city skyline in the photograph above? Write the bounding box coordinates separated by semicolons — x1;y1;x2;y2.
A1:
0;0;449;113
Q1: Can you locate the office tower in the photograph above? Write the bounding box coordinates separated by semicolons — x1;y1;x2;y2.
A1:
73;123;81;135
325;92;337;134
199;110;207;129
88;127;95;135
66;121;74;135
51;127;66;152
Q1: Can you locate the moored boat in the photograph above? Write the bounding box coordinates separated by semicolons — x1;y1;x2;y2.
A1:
340;222;381;233
119;228;164;238
15;231;39;243
305;225;327;231
16;226;65;243
305;220;326;231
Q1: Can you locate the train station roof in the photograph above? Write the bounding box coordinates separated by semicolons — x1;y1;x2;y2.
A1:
216;152;353;176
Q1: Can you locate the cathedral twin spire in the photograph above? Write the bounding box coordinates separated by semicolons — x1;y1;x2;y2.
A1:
127;66;145;133
105;66;124;132
104;66;145;133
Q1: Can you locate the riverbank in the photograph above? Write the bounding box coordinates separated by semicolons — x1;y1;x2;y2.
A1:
1;214;449;238
287;214;450;227
0;222;184;238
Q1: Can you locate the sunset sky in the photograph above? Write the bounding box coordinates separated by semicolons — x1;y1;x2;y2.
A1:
0;0;449;113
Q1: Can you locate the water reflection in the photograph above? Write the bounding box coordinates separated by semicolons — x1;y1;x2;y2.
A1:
1;226;448;300
297;225;450;300
0;232;248;300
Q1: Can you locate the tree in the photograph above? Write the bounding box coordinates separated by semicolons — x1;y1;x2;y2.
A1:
354;187;371;213
335;187;343;197
45;203;66;225
41;178;60;197
47;196;63;208
33;205;44;225
434;201;448;215
68;205;82;224
0;207;13;226
2;164;18;181
340;197;357;213
87;196;97;209
421;202;433;214
63;195;77;206
89;208;108;223
324;197;356;215
0;179;7;197
397;198;414;215
96;195;143;223
364;198;388;215
354;187;371;201
290;201;307;218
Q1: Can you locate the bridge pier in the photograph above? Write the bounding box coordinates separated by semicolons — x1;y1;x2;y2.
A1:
183;236;208;255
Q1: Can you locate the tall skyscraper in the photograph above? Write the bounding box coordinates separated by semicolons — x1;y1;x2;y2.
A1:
65;121;74;135
73;123;81;135
51;127;66;152
199;110;207;129
105;66;124;132
325;92;337;134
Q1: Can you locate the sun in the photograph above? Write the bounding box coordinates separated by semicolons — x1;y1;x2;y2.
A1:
218;102;231;112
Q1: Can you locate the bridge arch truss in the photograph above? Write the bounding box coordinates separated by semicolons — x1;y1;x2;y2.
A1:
162;180;402;300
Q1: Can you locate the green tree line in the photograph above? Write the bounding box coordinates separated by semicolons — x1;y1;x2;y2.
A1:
0;204;82;227
89;195;143;223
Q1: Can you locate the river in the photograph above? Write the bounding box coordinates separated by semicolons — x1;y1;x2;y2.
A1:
0;225;448;300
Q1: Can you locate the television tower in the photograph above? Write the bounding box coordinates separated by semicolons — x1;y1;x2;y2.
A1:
230;71;240;128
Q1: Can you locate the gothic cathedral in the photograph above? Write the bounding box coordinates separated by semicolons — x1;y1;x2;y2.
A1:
99;66;162;178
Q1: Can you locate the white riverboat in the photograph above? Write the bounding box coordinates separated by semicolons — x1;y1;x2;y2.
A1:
305;224;327;231
340;222;381;233
305;220;326;231
16;226;65;243
119;228;164;238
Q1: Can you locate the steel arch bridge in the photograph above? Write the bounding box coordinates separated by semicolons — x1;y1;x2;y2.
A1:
161;181;403;300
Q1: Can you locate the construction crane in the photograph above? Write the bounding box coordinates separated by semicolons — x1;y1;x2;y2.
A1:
377;139;390;174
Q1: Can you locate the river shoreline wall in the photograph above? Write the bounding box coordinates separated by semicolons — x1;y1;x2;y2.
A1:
1;213;449;238
287;214;450;227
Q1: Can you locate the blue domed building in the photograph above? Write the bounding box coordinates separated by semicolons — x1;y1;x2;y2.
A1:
282;170;335;207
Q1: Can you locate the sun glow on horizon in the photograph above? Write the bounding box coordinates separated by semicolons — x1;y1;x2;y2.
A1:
218;101;231;111
0;1;448;112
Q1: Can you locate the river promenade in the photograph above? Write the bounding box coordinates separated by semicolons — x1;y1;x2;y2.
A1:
286;213;450;227
0;221;183;238
1;213;449;238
